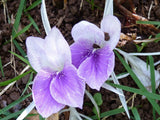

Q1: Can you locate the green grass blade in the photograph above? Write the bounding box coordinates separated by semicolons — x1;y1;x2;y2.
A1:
1;109;24;120
12;0;25;36
114;50;147;90
12;23;32;40
149;56;156;93
107;82;160;100
21;72;33;96
115;51;160;115
149;56;156;120
136;21;160;26
13;40;26;58
111;72;130;118
131;107;141;120
115;50;156;90
11;0;26;58
9;51;30;65
26;0;42;11
28;14;40;33
91;107;127;119
0;70;32;86
0;56;5;77
0;93;31;115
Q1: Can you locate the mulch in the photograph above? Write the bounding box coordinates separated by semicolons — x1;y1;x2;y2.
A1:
0;0;160;119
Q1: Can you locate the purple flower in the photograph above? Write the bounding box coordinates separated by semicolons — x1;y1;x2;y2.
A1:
70;15;121;90
26;27;85;118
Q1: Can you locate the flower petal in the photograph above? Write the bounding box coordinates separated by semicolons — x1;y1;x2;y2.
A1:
26;37;45;72
71;21;105;47
78;45;115;90
70;39;93;68
50;64;85;108
101;15;121;50
44;27;71;72
32;70;65;118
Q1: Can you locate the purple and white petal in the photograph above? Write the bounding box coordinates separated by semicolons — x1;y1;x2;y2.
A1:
70;39;93;68
26;37;45;72
50;64;85;108
44;27;71;72
71;21;105;47
101;15;121;50
32;70;65;118
78;45;115;90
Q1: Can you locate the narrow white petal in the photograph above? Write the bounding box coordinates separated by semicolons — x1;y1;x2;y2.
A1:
41;0;51;35
111;72;130;119
102;83;124;96
16;101;35;120
103;0;113;17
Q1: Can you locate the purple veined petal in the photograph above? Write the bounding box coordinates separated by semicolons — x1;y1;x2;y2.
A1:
71;21;105;47
32;70;65;118
50;64;85;108
101;15;121;50
78;45;115;90
44;27;71;72
70;39;93;68
26;37;45;72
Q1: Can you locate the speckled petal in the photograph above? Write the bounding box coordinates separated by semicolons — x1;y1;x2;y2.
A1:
32;70;65;118
78;45;115;90
71;21;105;46
101;15;121;50
70;39;93;68
50;64;85;108
26;37;45;72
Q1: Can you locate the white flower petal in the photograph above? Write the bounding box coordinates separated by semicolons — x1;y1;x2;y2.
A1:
44;27;71;72
101;15;121;50
71;20;105;47
26;37;45;72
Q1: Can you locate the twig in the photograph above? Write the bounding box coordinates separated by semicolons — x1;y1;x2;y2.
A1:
79;0;84;11
133;38;157;43
148;1;154;19
56;15;65;27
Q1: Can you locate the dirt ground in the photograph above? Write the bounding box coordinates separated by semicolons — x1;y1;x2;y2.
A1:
0;0;160;119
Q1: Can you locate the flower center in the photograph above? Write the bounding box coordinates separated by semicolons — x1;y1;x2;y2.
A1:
105;32;110;41
92;44;100;49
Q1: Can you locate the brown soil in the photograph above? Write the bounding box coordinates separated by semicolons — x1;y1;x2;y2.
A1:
0;0;160;120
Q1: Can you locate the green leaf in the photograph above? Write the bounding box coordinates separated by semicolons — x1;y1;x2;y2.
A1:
136;21;160;26
149;56;156;120
0;56;5;77
11;0;26;58
26;0;42;11
155;33;160;38
93;93;103;106
39;114;45;120
92;107;100;120
13;40;26;58
12;0;25;36
12;23;32;40
9;51;30;65
91;107;128;119
28;14;40;33
0;70;32;86
1;109;24;120
107;82;160;100
131;107;141;120
149;56;156;93
0;93;31;115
